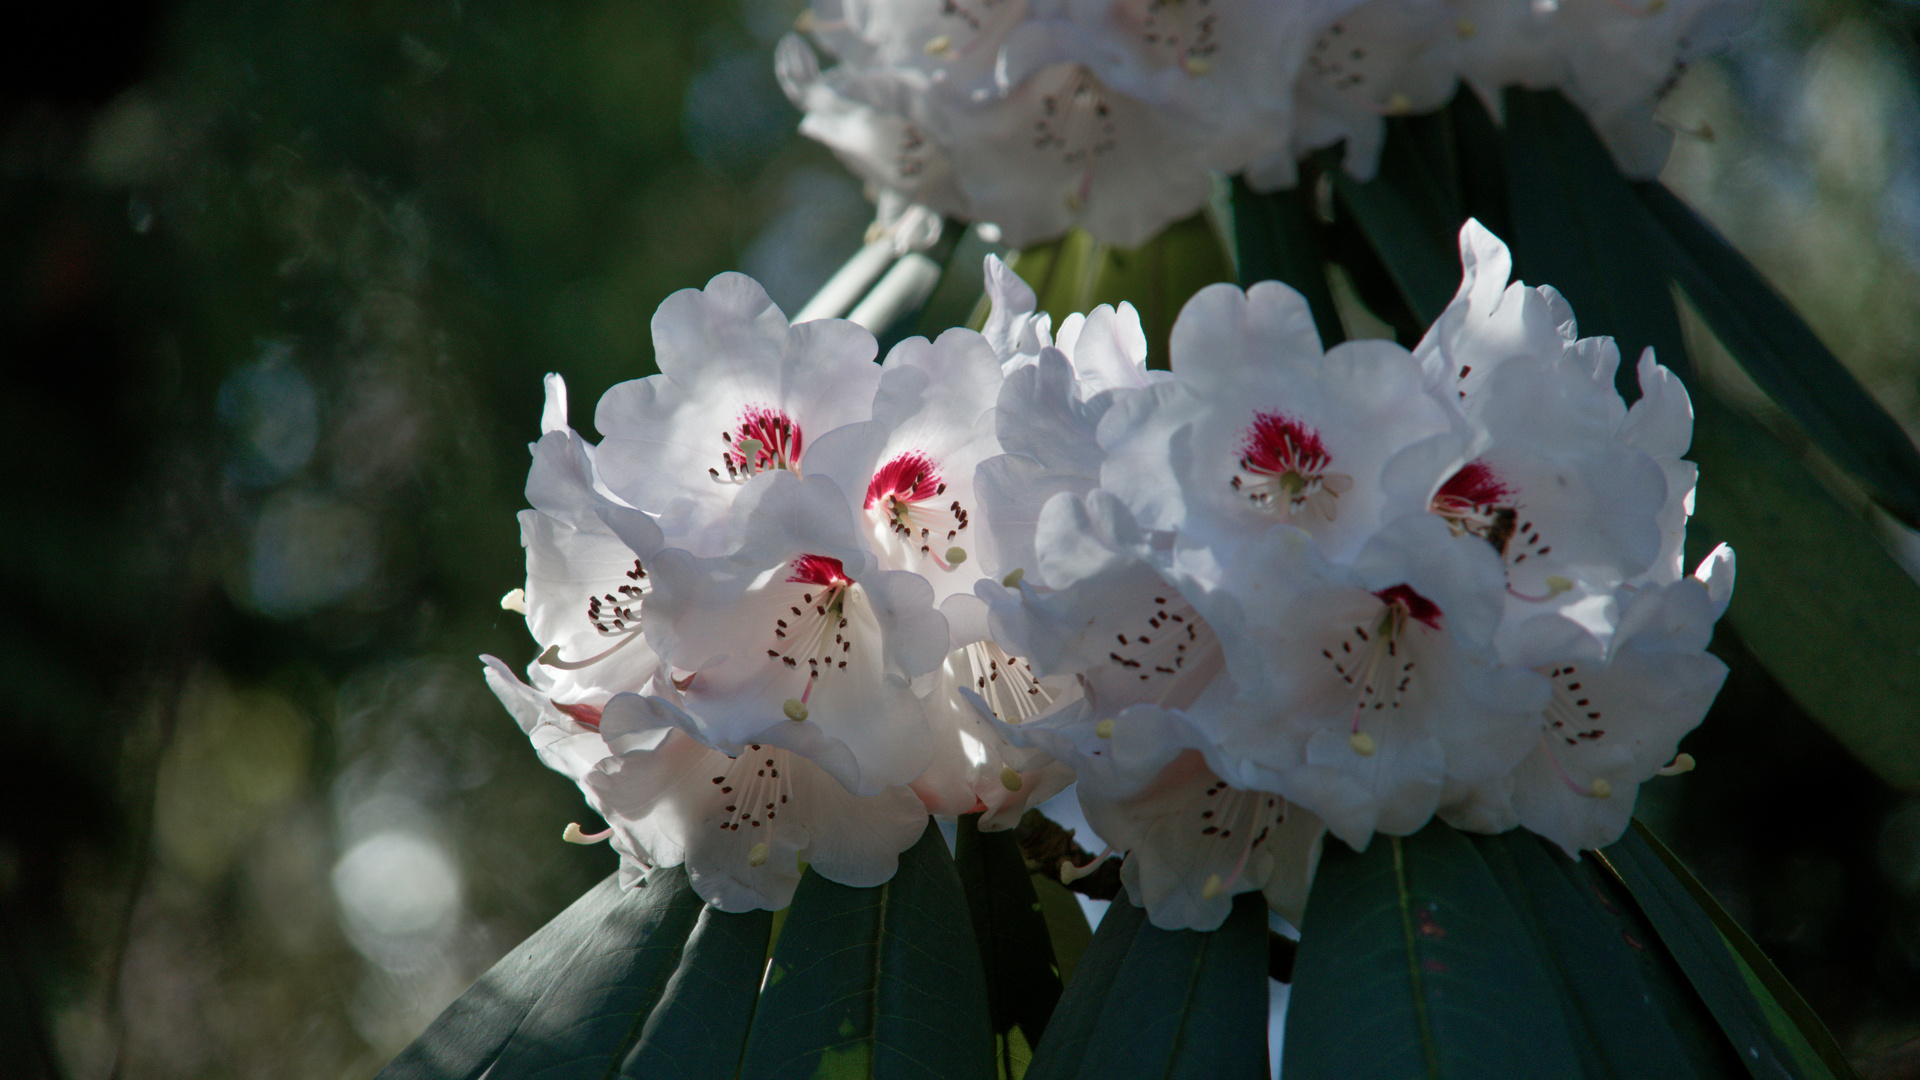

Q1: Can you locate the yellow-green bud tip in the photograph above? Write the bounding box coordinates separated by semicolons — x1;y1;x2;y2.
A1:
1000;766;1023;792
1001;567;1025;588
783;698;810;722
1351;731;1377;756
1201;873;1225;900
748;841;769;867
945;546;968;566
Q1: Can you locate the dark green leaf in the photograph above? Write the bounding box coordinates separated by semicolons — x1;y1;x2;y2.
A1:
1284;824;1585;1080
1447;90;1512;242
1229;176;1345;349
1598;825;1854;1080
375;874;626;1080
616;905;775;1080
1326;142;1463;327
1474;830;1746;1079
1030;875;1093;988
1502;87;1692;398
1073;892;1270;1080
736;820;995;1080
1635;181;1920;529
1683;391;1920;793
484;866;706;1080
1023;891;1146;1080
955;814;1065;1044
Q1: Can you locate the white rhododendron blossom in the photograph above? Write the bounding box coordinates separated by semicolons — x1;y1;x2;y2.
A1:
487;220;1731;929
781;0;1751;244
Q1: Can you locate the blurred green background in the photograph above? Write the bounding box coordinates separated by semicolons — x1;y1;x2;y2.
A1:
4;0;1920;1076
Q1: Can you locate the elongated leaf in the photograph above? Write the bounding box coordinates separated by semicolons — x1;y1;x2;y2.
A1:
375;874;626;1080
1009;213;1233;369
1474;831;1745;1079
1685;390;1920;791
1229;176;1345;349
1030;875;1093;988
615;905;775;1080
1086;211;1237;369
1284;824;1585;1080
1009;229;1100;330
1637;182;1920;529
1447;90;1512;242
1326;147;1462;327
1503;87;1691;397
485;866;706;1080
1599;824;1854;1080
1023;891;1146;1080
1073;892;1270;1080
954;815;1065;1045
737;820;995;1080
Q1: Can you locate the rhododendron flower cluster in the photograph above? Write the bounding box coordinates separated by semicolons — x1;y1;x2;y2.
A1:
776;0;1752;246
485;220;1731;930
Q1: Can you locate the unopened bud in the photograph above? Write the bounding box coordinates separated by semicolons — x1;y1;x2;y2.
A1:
1351;731;1377;756
783;698;810;722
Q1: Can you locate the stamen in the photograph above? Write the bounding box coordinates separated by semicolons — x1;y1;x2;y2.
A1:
1508;576;1574;603
563;823;613;844
1060;847;1115;884
537;633;642;671
500;588;528;614
1232;412;1353;520
1657;753;1696;777
1537;733;1611;798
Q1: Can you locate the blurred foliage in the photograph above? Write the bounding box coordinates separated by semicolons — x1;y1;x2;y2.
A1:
3;0;1920;1078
